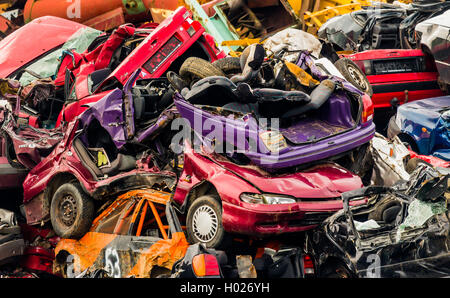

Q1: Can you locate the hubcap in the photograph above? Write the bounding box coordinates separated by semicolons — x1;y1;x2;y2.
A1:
348;66;368;91
59;194;77;227
192;205;218;242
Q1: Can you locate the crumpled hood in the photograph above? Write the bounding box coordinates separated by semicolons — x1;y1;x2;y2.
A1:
215;157;363;198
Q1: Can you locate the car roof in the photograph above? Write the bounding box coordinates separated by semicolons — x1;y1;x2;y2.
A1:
0;16;88;78
401;96;450;112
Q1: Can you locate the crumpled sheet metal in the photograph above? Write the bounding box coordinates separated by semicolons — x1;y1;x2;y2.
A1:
55;232;189;278
79;88;128;149
370;133;411;186
128;232;189;277
263;28;323;60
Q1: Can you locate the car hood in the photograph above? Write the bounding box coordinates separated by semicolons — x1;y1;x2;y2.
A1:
214;156;363;198
0;16;88;78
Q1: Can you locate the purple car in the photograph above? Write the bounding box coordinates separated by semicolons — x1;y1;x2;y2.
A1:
173;52;376;171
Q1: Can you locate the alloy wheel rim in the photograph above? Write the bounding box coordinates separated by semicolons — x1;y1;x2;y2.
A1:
348;66;368;91
192;205;218;242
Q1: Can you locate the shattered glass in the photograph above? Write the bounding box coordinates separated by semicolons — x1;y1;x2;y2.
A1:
400;199;447;230
354;219;381;231
19;27;102;86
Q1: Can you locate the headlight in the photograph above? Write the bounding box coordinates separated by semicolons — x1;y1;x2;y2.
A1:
240;193;296;204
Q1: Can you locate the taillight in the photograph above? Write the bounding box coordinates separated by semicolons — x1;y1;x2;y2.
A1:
361;93;374;124
303;254;315;275
192;254;221;277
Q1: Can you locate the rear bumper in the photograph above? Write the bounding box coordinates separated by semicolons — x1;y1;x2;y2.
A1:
370;80;444;109
246;122;375;170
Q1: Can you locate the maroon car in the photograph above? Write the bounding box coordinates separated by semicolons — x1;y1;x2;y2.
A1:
0;7;224;190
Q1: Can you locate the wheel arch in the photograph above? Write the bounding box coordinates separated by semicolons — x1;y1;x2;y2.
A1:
397;132;420;153
180;180;221;214
44;172;80;208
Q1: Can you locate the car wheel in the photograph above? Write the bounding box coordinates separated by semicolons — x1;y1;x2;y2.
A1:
334;58;373;96
179;57;226;85
212;57;242;77
50;182;94;239
186;195;226;249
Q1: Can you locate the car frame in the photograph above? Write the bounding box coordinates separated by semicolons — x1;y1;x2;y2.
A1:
307;165;450;278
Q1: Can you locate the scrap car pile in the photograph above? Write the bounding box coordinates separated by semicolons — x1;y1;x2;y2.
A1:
0;0;449;279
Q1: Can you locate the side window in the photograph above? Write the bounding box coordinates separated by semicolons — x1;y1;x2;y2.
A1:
93;200;133;234
132;200;169;239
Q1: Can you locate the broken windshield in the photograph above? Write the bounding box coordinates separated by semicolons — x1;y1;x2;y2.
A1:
19;27;102;86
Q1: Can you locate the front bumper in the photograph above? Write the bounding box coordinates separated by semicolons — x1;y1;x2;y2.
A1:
221;199;366;237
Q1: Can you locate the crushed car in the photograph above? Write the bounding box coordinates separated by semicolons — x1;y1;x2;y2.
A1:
344;48;445;133
20;71;179;239
318;1;450;51
173;44;375;171
53;189;224;278
51;6;224;128
307;164;450;278
388;95;450;161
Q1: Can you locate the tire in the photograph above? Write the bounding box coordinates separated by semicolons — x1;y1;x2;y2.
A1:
212;57;242;77
186;195;226;249
334;58;373;96
50;182;94;239
179;57;226;84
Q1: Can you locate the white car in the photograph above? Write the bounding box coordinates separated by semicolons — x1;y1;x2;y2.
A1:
415;9;450;91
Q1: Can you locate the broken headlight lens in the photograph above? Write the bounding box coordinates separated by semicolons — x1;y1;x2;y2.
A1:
240;193;296;204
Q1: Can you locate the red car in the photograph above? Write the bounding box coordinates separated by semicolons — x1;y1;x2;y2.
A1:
53;6;224;127
172;141;365;248
0;7;224;189
0;16;89;189
346;49;444;110
345;49;445;132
